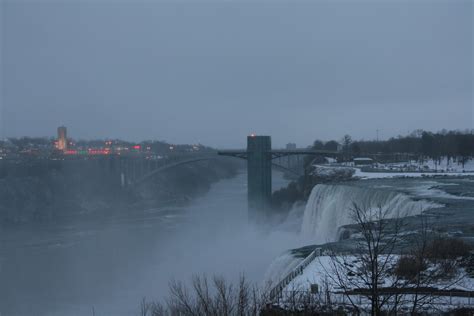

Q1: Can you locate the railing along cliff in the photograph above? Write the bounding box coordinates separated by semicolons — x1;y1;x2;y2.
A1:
268;247;322;303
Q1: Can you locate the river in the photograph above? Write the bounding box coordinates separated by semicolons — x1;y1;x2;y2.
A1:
0;170;299;316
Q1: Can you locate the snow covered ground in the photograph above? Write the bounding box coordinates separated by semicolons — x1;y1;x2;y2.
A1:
313;158;474;180
353;168;474;179
287;255;473;292
281;254;474;312
356;157;474;173
268;158;474;313
420;157;474;172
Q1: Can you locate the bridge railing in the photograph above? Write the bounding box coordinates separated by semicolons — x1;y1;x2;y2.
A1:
276;289;474;310
268;247;321;303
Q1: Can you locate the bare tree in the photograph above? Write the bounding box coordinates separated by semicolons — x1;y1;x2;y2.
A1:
324;205;472;315
341;134;353;162
143;275;272;316
325;202;406;316
395;216;471;314
397;215;437;313
341;134;353;153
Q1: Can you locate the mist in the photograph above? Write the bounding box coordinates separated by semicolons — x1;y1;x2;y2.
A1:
0;170;304;316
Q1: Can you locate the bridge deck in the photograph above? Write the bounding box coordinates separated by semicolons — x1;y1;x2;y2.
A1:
218;149;340;159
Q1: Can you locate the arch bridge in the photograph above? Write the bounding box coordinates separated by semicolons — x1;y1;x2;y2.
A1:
125;151;304;190
112;136;339;221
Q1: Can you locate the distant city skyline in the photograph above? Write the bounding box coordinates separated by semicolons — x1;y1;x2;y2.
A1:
4;124;474;150
1;1;472;149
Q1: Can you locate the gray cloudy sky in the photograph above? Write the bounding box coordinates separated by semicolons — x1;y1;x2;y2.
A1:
1;0;472;148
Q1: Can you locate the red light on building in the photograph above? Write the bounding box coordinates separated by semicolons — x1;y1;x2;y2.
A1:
133;145;141;150
86;149;110;155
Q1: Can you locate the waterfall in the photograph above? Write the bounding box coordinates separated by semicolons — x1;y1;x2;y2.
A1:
300;184;441;244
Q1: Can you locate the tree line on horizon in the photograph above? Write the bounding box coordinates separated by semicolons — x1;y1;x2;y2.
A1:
312;129;474;165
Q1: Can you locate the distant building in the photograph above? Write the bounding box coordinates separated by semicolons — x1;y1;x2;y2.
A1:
353;157;374;166
57;126;67;151
286;143;297;150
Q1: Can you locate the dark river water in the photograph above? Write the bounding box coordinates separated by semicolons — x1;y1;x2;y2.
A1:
0;171;299;316
4;172;473;316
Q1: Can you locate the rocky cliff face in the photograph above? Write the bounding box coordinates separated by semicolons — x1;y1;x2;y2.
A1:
0;158;240;224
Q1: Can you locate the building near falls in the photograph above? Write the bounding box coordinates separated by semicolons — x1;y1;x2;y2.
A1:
57;126;67;151
353;157;374;166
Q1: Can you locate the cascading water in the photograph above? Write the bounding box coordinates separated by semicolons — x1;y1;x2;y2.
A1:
300;184;441;244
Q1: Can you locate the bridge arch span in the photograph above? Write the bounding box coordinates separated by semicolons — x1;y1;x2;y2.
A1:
129;154;300;189
131;156;218;188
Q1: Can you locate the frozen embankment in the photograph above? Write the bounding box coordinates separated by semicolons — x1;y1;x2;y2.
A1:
265;183;442;286
283;254;474;313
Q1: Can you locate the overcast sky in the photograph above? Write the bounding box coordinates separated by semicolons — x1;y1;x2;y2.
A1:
1;0;472;148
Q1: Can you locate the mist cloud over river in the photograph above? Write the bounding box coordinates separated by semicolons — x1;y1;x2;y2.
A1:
0;171;300;316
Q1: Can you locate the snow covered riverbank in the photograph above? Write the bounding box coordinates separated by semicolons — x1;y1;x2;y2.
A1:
265;175;474;313
312;158;474;180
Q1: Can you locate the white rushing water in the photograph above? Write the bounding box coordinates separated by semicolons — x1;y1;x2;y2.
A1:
300;184;441;244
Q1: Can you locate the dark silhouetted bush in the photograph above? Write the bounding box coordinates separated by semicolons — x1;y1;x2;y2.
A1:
394;256;426;280
426;238;472;260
